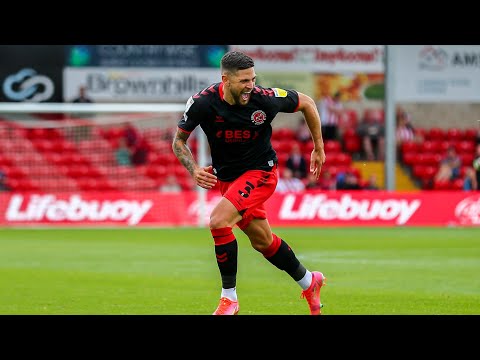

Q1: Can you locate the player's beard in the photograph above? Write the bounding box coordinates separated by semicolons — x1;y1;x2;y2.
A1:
233;90;250;106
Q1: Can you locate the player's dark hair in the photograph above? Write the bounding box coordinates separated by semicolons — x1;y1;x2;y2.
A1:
221;51;254;74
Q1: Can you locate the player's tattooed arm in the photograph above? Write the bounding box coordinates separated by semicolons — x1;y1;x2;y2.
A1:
172;128;217;189
172;128;198;176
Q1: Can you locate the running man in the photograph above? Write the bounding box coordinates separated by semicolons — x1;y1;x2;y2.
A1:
172;51;327;315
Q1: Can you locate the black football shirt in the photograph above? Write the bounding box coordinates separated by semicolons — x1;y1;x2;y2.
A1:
177;82;300;181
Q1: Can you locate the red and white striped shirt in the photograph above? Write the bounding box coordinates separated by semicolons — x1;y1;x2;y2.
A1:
318;96;343;126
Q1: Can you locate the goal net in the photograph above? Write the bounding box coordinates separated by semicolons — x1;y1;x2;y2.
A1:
0;103;210;226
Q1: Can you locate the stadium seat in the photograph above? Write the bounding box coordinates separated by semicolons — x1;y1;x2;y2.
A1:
275;127;296;141
301;140;315;154
439;141;455;153
421;140;440;153
446;128;463;141
460;153;474;166
342;128;361;155
464;128;478;142
433;179;451;190
276;152;289;167
0;154;12;166
344;137;361;155
32;139;54;152
145;164;168;179
402;151;416;166
455;140;475;154
2;166;26;179
276;140;295;154
401;141;419;153
335;153;352;167
427;127;445;141
325;165;339;178
324;140;342;153
451;178;464;190
53;139;77;153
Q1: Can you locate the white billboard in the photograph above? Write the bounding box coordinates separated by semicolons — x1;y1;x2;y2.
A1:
63;67;221;103
394;45;480;102
230;45;384;72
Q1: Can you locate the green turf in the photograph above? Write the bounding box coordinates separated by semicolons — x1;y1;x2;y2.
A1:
0;227;479;315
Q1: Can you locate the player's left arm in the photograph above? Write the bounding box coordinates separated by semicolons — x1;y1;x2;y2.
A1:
296;92;326;179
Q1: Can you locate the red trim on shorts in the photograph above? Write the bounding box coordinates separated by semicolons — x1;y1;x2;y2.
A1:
211;227;236;245
262;233;281;258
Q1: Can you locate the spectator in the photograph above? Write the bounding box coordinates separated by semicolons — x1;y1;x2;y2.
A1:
0;170;11;192
336;171;361;190
395;106;422;146
115;137;132;166
464;143;480;191
356;111;385;161
314;169;336;190
130;137;150;166
121;122;150;166
72;85;93;103
285;142;307;179
463;168;477;191
304;172;322;190
317;91;343;141
435;145;461;183
364;174;380;190
276;167;305;193
160;174;182;193
124;122;140;148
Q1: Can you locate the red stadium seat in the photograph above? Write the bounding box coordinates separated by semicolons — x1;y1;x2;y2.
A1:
276;140;295;154
451;178;464;190
455;140;475;154
464;128;478;142
460;153;474;166
301;140;315;154
324;140;342;153
421;140;441;153
276;152;289;167
433;179;451;190
427;127;445;141
402;151;416;166
335;153;352;167
401;141;419;153
342;127;361;155
446;128;463;141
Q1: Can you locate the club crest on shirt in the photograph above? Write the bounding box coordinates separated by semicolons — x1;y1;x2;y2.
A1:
251;110;266;125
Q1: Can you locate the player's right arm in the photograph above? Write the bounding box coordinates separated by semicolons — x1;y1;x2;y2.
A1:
172;128;217;189
172;95;217;189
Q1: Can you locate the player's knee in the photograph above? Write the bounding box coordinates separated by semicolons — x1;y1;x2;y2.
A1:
209;213;229;229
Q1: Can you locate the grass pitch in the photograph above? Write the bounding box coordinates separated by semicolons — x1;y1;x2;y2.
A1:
0;227;479;315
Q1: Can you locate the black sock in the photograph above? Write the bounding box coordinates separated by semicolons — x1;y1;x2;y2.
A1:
265;239;306;281
214;240;238;289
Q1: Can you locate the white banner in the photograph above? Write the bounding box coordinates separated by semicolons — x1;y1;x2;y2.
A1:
394;45;480;102
230;45;384;72
63;67;221;102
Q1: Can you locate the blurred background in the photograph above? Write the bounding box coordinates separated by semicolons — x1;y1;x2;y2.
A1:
0;44;479;228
